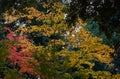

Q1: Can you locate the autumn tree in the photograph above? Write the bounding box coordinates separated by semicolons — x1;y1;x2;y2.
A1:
0;0;120;79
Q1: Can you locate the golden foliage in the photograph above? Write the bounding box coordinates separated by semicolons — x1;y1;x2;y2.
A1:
1;1;115;78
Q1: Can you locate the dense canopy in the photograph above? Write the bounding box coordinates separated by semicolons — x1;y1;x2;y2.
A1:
0;0;120;79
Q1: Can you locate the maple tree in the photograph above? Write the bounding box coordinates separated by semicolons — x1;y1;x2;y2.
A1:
0;0;120;79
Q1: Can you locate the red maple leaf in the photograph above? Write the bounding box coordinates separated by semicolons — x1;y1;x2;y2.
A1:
5;27;37;75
